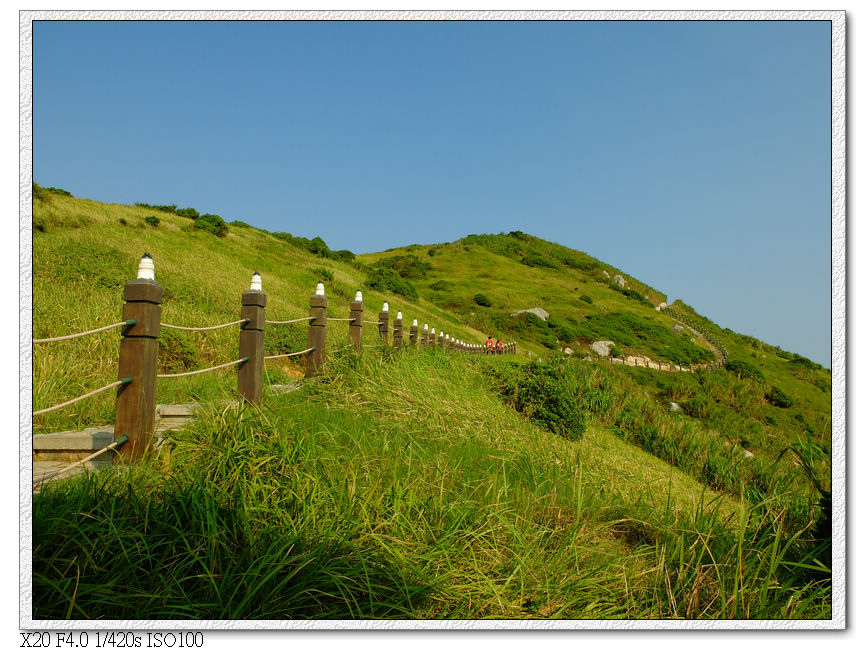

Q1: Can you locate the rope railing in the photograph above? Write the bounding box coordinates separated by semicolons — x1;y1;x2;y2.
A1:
34;377;133;416
161;318;249;331
157;357;248;379
34;319;136;344
34;259;518;469
263;347;315;361
265;316;315;325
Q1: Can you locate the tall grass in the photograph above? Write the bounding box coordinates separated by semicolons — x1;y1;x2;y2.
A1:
34;352;830;619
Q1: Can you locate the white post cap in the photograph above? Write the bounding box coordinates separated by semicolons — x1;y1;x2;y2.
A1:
382;302;389;312
354;290;363;302
431;327;436;335
137;253;155;281
412;319;418;327
397;311;403;320
445;334;450;341
250;271;262;291
315;282;325;296
423;323;428;330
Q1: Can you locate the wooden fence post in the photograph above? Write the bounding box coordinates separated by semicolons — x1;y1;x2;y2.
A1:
379;302;389;344
421;323;429;347
438;331;444;347
306;282;327;378
429;327;436;348
349;291;363;353
239;271;266;403
115;253;162;463
393;311;404;348
409;319;418;347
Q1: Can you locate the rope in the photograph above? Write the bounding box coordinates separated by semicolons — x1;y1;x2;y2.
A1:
34;434;129;486
161;318;249;331
33;377;132;416
263;347;315;360
326;317;356;322
157;357;248;379
33;319;135;343
266;316;315;325
362;320;383;325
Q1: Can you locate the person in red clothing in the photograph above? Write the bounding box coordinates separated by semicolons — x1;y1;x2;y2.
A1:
496;339;503;354
485;335;494;355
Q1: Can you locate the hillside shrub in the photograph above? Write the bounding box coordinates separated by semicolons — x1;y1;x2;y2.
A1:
364;267;418;300
195;213;229;237
790;354;819;371
473;293;492;307
429;280;452;291
176;207;200;219
372;255;431;280
144;215;160;227
45;186;73;197
725;359;766;383
766;386;795;408
609;283;652;306
312;267;334;282
486;361;586;441
135;202;176;213
521;253;558;269
547;316;578;344
579;294;593;304
33;183;51;203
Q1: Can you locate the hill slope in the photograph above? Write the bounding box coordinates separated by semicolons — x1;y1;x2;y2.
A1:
30;188;832;620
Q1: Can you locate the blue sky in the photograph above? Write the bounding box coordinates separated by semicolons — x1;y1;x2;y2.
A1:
33;19;831;366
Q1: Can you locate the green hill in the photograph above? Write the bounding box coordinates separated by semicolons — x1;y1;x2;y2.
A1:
30;186;832;620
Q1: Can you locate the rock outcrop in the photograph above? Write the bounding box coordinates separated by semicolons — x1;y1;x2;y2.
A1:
510;307;550;321
591;340;615;356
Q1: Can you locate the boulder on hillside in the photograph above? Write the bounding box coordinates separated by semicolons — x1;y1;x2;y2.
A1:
563;347;574;355
613;274;626;287
656;301;668;311
672;325;684;334
591;340;615;356
669;402;683;412
602;270;610;279
510;307;550;321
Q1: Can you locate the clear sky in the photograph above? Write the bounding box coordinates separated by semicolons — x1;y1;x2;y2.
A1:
32;19;831;366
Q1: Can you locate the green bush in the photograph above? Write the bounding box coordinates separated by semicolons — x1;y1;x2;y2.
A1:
364;267;418;300
195;213;229;237
429;280;452;291
45;186;73;197
176;207;200;219
766;386;795;408
372;255;431;280
725;359;766;383
473;293;492;307
488;361;586;441
312;267;334;282
521;253;558;269
579;294;593;304
144;215;160;227
135;202;176;213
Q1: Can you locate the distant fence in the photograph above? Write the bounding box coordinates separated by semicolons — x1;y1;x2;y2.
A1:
33;254;516;462
661;305;729;368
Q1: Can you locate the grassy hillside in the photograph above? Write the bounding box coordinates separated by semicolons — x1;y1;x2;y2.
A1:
30;187;832;620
